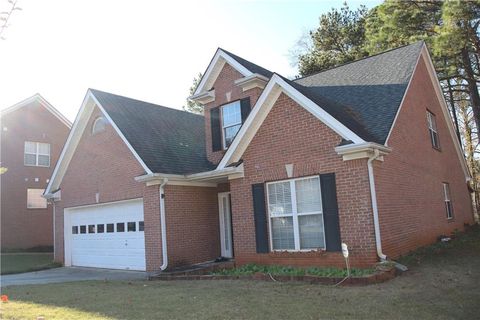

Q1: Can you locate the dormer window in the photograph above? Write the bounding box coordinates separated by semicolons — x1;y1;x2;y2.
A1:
210;98;251;152
222;101;242;148
92;116;107;135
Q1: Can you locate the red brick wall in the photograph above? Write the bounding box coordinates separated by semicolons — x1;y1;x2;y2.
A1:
54;107;147;263
375;57;474;258
1;101;69;249
229;93;378;268
204;63;263;164
164;185;220;268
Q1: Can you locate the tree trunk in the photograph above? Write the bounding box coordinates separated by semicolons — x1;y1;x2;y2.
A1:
446;78;462;144
461;49;480;133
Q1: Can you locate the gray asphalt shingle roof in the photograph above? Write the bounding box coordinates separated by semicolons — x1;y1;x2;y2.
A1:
220;48;274;79
293;41;423;143
90;89;215;175
90;42;423;174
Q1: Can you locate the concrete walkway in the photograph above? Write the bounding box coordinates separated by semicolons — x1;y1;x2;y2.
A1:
1;267;147;287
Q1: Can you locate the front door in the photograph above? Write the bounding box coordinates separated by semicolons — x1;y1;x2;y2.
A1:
218;192;233;258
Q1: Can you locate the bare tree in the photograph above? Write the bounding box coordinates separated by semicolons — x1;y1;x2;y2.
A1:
0;0;21;40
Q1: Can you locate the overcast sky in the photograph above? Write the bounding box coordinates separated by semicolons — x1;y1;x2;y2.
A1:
1;0;381;121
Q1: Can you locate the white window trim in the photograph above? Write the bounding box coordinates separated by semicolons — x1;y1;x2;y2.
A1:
266;175;326;252
221;101;242;150
92;116;107;135
27;188;48;209
443;183;454;220
24;141;50;167
427;110;440;149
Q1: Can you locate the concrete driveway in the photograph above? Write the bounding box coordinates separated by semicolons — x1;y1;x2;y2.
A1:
1;267;147;287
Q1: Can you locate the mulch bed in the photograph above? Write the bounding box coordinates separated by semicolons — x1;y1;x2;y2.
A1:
150;266;396;286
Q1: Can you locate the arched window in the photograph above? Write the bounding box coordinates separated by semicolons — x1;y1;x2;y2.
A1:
92;116;107;135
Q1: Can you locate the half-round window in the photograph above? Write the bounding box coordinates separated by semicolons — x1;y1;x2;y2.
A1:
92;116;107;135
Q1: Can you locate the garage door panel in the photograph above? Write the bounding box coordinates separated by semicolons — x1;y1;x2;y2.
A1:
66;199;146;271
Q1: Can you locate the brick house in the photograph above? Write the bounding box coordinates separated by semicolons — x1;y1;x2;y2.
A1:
1;94;71;250
45;42;474;272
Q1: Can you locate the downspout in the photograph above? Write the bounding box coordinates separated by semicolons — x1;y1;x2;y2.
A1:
51;200;56;259
367;149;387;261
159;178;169;271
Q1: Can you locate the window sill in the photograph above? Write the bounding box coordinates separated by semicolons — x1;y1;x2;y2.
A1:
432;146;442;152
270;248;327;254
24;164;50;168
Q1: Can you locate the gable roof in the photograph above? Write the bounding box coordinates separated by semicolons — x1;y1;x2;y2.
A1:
193;48;274;96
90;89;215;174
1;93;72;128
45;89;215;196
294;41;423;144
219;48;273;79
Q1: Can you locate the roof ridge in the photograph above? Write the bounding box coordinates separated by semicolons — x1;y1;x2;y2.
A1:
293;41;424;82
89;88;204;118
218;47;274;78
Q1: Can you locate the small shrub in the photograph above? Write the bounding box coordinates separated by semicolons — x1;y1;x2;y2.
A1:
212;264;375;277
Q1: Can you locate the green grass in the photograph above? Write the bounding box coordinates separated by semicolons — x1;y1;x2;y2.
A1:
212;263;375;277
1;226;479;319
1;253;61;275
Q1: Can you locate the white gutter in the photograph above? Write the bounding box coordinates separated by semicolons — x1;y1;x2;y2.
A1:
135;165;244;183
367;149;387;261
159;178;169;271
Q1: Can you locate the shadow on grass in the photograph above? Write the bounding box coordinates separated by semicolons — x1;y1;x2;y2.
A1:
2;226;480;320
1;253;61;275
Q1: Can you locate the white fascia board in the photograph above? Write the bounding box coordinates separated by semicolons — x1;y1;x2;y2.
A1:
217;74;366;169
384;48;422;145
234;73;269;91
89;92;152;175
1;94;72;128
335;142;391;161
135;165;244;185
188;89;215;104
45;90;153;195
194;49;252;95
386;45;469;180
45;92;96;195
422;47;470;181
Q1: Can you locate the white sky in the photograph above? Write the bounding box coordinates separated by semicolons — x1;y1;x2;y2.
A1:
0;0;381;121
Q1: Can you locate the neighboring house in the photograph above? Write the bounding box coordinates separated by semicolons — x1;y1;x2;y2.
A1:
1;94;71;250
45;42;474;273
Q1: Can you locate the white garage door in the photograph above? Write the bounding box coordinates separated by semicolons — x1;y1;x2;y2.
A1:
65;199;146;271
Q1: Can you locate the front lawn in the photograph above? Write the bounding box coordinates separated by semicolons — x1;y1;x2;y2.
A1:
1;253;60;275
1;226;479;319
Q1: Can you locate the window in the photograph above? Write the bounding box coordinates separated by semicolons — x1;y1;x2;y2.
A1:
80;225;86;234
221;101;242;149
92;117;107;135
72;226;79;234
127;222;136;232
24;141;50;167
267;176;325;251
106;223;114;233
27;189;47;209
116;222;125;232
443;183;454;219
139;221;145;231
427;111;440;149
97;224;105;233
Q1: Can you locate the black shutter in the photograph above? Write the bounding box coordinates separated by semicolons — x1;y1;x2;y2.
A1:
210;107;222;152
252;183;269;253
320;173;342;252
240;97;251;123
